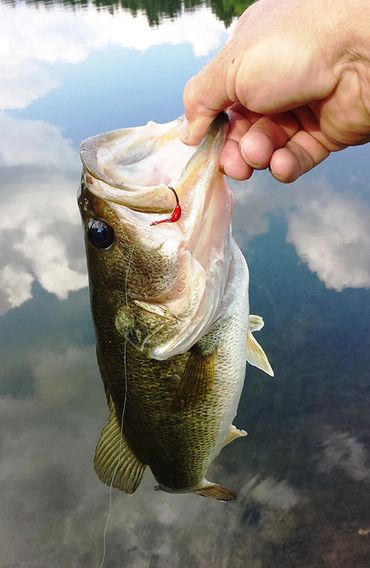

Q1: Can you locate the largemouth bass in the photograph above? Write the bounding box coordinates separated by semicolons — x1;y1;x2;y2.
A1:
78;113;273;501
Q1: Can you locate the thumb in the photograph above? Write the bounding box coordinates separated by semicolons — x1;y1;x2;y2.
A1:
181;55;234;145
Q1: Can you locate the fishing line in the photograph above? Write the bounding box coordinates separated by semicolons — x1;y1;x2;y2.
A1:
150;186;181;226
99;244;135;568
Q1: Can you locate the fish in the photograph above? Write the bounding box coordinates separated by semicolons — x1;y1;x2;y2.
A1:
78;113;273;501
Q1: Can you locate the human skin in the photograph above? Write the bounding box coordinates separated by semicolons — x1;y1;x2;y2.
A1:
181;0;370;182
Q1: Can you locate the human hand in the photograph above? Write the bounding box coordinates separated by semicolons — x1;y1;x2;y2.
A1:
181;0;370;182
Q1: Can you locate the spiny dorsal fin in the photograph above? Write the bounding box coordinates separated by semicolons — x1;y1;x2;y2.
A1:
94;398;146;494
193;481;236;501
173;349;216;410
222;424;248;448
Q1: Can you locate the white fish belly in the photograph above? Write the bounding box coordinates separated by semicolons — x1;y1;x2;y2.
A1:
204;240;250;463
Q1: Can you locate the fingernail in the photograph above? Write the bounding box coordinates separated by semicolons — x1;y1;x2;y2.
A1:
180;117;190;142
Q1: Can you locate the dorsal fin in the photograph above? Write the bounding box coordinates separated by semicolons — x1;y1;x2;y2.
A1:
94;398;146;494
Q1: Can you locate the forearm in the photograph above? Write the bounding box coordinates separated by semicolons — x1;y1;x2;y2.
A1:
339;0;370;124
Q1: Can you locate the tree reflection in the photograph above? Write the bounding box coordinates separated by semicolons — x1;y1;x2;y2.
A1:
20;0;253;26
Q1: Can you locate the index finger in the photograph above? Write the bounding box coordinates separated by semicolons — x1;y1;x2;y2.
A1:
181;51;236;145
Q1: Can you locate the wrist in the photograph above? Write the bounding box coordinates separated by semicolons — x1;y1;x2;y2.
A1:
337;1;370;116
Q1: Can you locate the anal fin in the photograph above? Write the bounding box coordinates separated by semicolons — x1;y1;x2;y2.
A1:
222;424;248;448
94;397;146;494
249;314;264;332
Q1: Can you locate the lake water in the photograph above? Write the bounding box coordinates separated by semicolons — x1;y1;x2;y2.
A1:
1;1;370;567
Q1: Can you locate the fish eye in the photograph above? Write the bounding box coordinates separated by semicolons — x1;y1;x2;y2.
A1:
87;219;114;249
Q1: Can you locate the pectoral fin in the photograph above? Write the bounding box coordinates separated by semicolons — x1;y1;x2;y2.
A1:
246;315;274;377
133;300;175;320
94;397;146;494
173;348;217;410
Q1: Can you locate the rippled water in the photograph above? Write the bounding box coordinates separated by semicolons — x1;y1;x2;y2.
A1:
1;1;370;567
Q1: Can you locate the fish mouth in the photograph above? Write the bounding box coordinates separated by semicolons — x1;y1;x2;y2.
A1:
81;114;233;359
80;113;229;216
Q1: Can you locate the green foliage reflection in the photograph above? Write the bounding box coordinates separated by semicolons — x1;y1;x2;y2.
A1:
20;0;254;26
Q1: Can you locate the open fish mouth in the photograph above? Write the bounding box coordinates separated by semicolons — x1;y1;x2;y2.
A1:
80;114;229;216
80;114;234;359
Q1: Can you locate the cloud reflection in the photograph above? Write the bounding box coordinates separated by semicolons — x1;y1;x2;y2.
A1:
317;429;370;482
0;333;303;566
286;186;370;291
0;111;76;167
0;61;59;111
231;177;370;291
0;264;34;310
0;344;104;567
0;113;86;315
0;3;227;110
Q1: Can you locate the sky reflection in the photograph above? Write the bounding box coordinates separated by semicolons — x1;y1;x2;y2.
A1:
1;1;370;567
0;2;228;111
0;112;85;314
231;173;370;292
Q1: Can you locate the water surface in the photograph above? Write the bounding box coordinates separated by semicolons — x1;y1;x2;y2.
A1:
1;1;370;567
